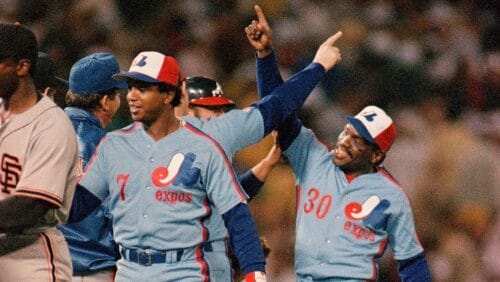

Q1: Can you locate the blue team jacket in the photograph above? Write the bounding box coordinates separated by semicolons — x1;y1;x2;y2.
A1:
58;107;119;275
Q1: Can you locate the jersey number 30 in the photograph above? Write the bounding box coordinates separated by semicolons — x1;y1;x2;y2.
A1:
303;187;332;219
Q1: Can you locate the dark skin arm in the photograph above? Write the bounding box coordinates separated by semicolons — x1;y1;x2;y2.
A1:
0;196;52;233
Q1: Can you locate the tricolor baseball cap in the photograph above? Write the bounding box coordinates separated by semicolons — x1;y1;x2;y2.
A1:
346;105;397;152
185;76;235;107
69;52;127;95
112;51;182;87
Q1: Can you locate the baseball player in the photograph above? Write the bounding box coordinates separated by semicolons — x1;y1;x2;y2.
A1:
58;52;128;282
176;76;282;281
245;5;431;281
69;28;342;281
0;23;79;281
178;76;282;201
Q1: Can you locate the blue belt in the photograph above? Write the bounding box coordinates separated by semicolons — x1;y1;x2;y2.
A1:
120;242;216;266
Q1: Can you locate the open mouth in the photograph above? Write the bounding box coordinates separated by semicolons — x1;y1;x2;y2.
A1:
129;105;140;115
333;146;351;159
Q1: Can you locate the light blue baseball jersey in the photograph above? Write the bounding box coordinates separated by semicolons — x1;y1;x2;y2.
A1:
78;120;249;280
182;108;264;281
286;127;424;281
182;107;264;239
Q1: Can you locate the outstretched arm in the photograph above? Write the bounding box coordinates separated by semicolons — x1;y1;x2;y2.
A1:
247;6;342;135
239;131;282;200
252;30;342;136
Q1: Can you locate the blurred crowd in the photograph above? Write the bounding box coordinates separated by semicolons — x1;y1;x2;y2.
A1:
1;0;498;281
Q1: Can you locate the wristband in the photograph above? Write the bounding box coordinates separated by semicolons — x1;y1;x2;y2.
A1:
245;271;267;282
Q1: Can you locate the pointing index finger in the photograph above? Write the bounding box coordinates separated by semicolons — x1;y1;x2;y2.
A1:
254;5;268;25
325;31;343;46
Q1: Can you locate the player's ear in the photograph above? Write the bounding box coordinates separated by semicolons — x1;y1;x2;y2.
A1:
100;95;108;110
163;91;175;105
16;59;31;76
371;150;385;165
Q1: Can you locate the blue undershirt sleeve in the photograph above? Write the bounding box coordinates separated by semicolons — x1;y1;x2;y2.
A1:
252;62;325;135
67;184;102;223
397;252;431;282
277;114;302;151
238;171;264;202
256;52;284;98
222;203;266;274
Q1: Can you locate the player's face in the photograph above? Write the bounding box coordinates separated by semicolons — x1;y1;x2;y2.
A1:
126;80;170;125
331;123;377;175
0;57;21;100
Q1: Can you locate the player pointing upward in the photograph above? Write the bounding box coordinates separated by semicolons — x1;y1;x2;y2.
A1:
245;5;431;281
69;24;343;281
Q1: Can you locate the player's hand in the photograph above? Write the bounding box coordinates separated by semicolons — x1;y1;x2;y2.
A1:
245;5;273;58
313;31;343;72
263;131;282;167
244;271;267;282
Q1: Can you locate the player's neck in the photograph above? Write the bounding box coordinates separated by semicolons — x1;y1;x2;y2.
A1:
8;82;39;114
145;113;182;141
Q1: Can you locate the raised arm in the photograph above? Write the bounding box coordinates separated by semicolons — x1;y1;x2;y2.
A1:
252;31;342;136
246;5;282;98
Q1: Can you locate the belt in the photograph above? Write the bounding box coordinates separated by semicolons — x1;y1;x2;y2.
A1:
120;242;218;266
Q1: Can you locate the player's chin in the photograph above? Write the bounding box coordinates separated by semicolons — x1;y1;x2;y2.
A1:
130;113;144;122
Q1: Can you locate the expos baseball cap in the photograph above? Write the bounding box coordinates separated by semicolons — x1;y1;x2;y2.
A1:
112;51;182;87
346;105;397;152
69;52;127;95
35;52;68;90
185;76;235;107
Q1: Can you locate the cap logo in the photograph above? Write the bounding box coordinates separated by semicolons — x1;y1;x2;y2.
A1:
362;112;377;122
213;83;223;97
133;55;148;67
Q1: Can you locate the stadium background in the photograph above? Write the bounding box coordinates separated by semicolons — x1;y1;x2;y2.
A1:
1;1;498;280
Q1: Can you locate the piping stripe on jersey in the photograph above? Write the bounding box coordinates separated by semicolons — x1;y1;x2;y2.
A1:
370;237;388;280
378;167;424;248
195;202;210;282
79;123;141;183
41;232;58;282
377;167;401;187
184;122;247;201
117;122;142;135
15;187;63;207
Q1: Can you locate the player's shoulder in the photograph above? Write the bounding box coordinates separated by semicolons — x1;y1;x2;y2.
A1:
372;169;410;200
181;121;227;152
35;98;75;134
108;122;142;137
